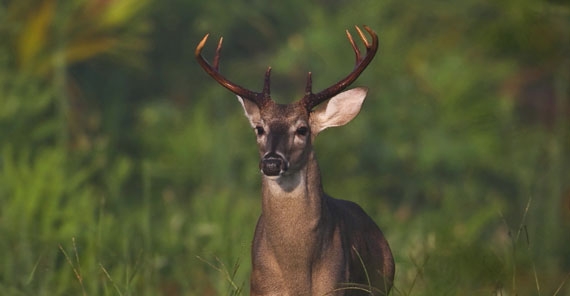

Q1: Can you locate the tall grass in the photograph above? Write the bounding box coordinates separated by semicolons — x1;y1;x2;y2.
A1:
1;0;569;295
1;76;568;295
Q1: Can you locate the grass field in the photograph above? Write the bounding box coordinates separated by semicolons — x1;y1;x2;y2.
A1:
1;0;569;295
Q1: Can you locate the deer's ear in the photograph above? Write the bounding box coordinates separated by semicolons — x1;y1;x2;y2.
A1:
310;87;367;134
237;96;261;127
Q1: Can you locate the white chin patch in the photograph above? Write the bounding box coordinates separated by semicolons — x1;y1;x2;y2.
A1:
261;171;283;180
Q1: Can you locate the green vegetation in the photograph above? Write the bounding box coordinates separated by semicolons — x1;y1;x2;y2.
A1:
1;0;569;295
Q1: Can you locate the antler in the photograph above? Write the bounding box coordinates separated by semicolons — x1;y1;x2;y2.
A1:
301;25;378;110
195;34;271;107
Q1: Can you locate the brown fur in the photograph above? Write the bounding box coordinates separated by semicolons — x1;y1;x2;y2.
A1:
242;98;395;296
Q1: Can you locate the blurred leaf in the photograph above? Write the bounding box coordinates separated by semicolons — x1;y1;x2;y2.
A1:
58;36;117;67
16;0;55;69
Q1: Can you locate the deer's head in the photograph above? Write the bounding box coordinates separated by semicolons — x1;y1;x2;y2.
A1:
195;26;378;178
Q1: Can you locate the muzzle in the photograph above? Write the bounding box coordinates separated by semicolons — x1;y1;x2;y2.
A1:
260;153;288;176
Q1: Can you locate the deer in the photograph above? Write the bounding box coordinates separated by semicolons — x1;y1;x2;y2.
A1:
195;25;394;296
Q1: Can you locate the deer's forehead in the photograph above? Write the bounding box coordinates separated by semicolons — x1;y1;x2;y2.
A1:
260;103;309;123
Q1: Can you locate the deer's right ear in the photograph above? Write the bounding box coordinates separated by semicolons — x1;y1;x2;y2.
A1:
237;96;261;127
310;87;367;134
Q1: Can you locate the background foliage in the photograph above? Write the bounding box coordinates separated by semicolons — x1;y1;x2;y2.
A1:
1;0;569;295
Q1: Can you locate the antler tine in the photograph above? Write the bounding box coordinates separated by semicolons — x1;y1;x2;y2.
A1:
345;30;361;64
195;34;270;107
305;72;313;95
212;36;223;70
354;25;370;48
263;67;272;96
302;25;378;110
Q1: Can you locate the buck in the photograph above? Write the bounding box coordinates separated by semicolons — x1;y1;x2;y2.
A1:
195;26;394;296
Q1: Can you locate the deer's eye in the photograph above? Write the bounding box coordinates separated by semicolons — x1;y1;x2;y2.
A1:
255;126;265;136
296;126;309;136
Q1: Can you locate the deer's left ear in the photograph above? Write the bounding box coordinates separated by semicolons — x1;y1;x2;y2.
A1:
310;87;367;134
237;95;262;128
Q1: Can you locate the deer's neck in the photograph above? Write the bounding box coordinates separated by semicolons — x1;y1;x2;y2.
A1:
260;151;326;240
256;152;340;294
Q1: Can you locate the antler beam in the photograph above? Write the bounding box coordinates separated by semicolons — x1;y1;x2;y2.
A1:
301;25;379;110
196;26;378;110
195;34;271;107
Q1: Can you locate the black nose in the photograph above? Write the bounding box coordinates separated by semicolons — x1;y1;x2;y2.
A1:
260;154;288;176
